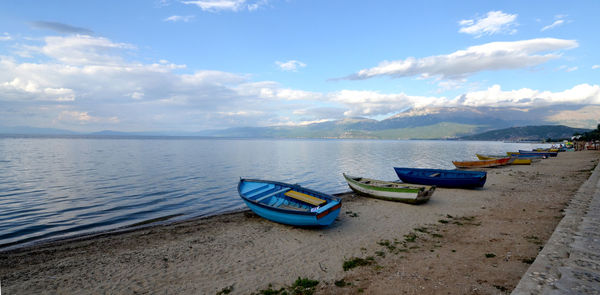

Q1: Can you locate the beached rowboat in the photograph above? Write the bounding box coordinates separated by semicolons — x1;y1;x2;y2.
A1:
476;154;532;165
518;150;558;157
394;167;487;188
237;178;342;227
506;152;546;159
343;173;434;204
452;157;512;169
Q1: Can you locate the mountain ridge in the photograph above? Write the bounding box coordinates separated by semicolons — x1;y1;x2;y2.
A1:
1;106;596;140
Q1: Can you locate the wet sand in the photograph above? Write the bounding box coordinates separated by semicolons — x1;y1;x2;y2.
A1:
1;150;598;294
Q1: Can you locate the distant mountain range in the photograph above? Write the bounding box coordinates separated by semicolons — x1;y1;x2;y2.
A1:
1;106;595;140
197;106;592;139
459;125;590;141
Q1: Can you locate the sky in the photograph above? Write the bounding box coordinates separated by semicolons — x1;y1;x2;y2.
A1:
0;0;599;132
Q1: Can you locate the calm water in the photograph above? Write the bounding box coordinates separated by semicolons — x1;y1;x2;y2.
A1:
0;136;547;248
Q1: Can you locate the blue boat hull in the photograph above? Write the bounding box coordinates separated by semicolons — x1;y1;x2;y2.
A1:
241;199;340;226
238;179;342;227
518;150;558;157
394;167;486;188
512;154;545;159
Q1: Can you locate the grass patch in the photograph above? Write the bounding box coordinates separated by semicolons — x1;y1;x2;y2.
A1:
404;232;417;243
493;285;508;292
377;239;396;251
253;277;319;295
438;219;449;224
414;227;429;233
375;250;386;257
343;257;375;271
290;277;319;295
345;211;359;218
485;253;496;258
255;284;285;295
254;277;319;295
431;233;443;238
334;279;351;287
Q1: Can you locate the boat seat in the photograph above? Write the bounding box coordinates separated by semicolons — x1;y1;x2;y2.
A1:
245;184;273;198
255;188;290;203
284;190;326;206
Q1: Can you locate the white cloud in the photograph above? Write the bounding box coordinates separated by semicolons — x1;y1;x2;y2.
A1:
593;65;600;70
57;110;119;124
275;60;306;72
0;34;321;130
458;11;517;37
2;33;597;131
129;91;145;100
558;65;579;72
346;38;578;81
541;19;564;31
236;81;321;101
36;35;136;65
0;32;12;41
163;15;195;22
156;0;173;7
181;0;267;12
328;84;600;118
456;84;600;107
329;90;448;117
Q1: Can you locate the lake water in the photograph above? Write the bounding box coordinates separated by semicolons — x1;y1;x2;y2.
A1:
0;136;547;248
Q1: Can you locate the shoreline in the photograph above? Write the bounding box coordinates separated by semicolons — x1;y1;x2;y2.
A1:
1;150;598;294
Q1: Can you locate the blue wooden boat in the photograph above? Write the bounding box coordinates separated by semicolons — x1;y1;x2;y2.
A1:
238;178;342;227
518;150;558;157
506;152;546;159
393;167;487;188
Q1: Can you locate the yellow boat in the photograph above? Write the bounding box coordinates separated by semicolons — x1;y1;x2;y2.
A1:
534;148;559;152
453;157;512;169
476;154;532;165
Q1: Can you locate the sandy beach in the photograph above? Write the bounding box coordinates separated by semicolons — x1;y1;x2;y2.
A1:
1;150;598;294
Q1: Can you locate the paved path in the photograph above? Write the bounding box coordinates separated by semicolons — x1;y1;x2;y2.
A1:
512;160;600;294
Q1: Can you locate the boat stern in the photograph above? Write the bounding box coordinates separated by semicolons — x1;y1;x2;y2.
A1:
315;200;342;226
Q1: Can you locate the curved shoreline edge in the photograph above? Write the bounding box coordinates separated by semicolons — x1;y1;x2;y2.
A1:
512;157;600;294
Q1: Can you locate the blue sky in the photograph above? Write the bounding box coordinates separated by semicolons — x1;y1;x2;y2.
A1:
0;0;599;132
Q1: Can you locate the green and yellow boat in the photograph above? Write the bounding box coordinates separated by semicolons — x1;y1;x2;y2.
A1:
343;173;434;204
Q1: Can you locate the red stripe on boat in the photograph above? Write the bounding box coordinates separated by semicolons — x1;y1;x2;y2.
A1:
316;203;341;219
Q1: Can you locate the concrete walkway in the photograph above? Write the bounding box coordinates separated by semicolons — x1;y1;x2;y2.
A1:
512;160;600;294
